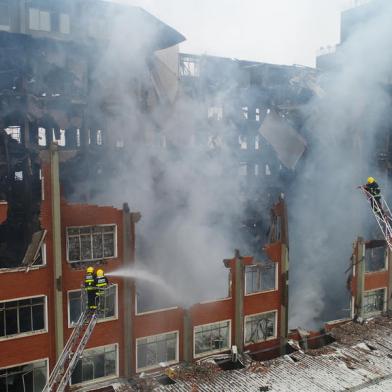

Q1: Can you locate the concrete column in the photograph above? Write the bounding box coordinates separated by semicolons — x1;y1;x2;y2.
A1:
183;308;192;363
354;237;366;319
387;247;392;314
50;144;64;358
122;203;132;377
280;244;289;354
234;251;244;352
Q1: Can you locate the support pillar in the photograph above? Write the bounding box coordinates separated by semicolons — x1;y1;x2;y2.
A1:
354;237;366;319
50;144;64;358
183;309;192;363
234;250;244;353
280;243;289;354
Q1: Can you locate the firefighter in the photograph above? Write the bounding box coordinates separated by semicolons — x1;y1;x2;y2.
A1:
365;177;382;213
95;269;109;311
84;266;97;310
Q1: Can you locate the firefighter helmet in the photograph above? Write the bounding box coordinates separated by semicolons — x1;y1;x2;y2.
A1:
96;269;104;277
367;177;375;184
86;266;94;273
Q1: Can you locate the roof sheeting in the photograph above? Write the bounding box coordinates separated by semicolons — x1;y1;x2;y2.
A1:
258;110;307;170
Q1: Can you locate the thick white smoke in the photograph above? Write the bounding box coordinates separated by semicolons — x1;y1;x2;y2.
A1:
289;0;392;329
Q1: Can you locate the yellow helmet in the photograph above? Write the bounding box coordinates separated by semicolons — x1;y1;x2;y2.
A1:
86;266;94;273
367;177;375;184
96;269;104;277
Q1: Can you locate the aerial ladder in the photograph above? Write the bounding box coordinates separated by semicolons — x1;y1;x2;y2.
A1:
359;186;392;252
43;286;110;392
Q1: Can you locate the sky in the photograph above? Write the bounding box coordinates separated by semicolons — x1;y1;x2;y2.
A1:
110;0;353;67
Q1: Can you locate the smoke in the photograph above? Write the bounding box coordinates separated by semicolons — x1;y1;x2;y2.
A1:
289;0;392;329
75;4;252;311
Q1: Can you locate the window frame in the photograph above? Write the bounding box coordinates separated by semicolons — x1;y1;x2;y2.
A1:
0;295;48;341
28;7;51;32
135;330;179;372
67;284;118;328
244;310;278;346
244;263;278;296
66;224;118;263
363;287;387;317
69;343;119;387
0;358;49;392
193;319;231;358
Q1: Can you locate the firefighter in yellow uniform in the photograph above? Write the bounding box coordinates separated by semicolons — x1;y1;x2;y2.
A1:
84;266;97;310
95;269;109;312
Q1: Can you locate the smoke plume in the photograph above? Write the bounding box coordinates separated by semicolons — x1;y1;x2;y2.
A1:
289;0;392;328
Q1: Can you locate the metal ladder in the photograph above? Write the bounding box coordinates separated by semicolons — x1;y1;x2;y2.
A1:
43;300;99;391
359;186;392;251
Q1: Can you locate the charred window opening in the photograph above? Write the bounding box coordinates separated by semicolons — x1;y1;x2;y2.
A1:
66;225;116;263
194;320;230;357
0;131;42;268
365;242;386;272
5;126;21;143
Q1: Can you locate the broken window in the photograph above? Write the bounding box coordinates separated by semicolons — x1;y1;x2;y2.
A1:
38;127;47;146
0;2;10;31
242;106;248;120
96;130;103;146
245;263;276;295
71;344;117;385
0;297;46;338
244;311;276;345
363;288;385;316
136;332;178;371
365;245;386;272
29;8;51;32
239;135;247;150
66;225;116;263
0;360;47;392
5;126;21;143
255;135;260;150
255;108;260;122
68;285;117;325
194;320;230;357
208;107;223;120
59;13;70;34
179;57;200;77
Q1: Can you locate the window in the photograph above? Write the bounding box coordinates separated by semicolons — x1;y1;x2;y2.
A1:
207;107;223;120
245;311;276;345
29;8;51;32
245;263;276;295
0;297;46;339
0;360;47;392
0;2;10;31
136;332;178;371
59;13;70;34
5;126;21;143
365;245;386;272
67;225;116;263
194;320;230;357
68;285;117;325
179;57;200;77
363;288;386;316
71;344;117;385
239;162;248;176
239;135;247;150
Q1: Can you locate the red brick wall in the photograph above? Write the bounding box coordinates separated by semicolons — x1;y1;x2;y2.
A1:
0;201;7;223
